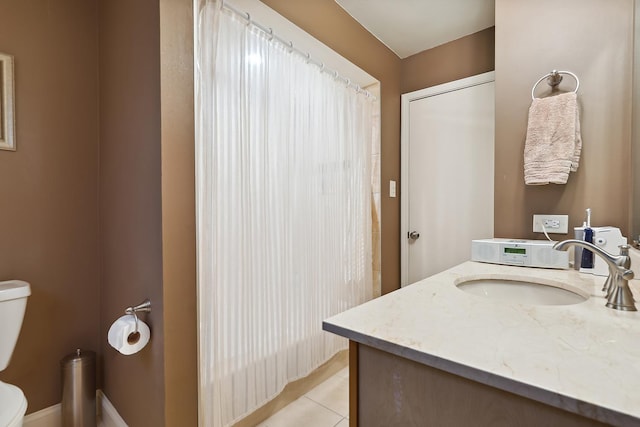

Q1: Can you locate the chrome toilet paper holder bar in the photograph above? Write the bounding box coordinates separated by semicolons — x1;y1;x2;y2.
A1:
124;299;151;334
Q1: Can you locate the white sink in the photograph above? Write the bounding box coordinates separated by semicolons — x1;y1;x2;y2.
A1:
456;276;588;306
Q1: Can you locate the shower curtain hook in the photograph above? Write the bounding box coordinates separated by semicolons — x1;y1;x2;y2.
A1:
319;62;325;72
244;12;251;25
267;27;274;41
305;52;311;63
287;41;293;52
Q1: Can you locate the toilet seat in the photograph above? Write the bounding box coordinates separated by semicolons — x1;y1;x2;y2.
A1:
0;381;27;427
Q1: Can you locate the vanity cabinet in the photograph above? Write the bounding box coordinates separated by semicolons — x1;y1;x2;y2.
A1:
350;342;606;427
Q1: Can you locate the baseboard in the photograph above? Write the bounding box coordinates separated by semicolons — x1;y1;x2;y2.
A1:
22;404;61;427
23;390;127;427
97;390;128;427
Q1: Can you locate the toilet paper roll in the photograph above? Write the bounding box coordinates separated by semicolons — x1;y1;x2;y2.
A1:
108;314;150;355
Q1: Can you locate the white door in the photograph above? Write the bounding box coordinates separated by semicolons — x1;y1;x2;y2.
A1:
401;72;495;286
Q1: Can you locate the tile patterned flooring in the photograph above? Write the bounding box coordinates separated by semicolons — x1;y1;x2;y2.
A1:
256;367;350;427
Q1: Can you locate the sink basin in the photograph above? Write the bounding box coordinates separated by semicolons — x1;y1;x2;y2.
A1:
456;276;588;306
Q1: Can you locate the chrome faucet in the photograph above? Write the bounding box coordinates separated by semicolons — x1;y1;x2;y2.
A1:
553;240;637;311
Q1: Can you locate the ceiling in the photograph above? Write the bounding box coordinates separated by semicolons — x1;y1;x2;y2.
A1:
334;0;495;59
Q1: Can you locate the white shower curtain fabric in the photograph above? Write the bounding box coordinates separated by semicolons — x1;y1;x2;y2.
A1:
195;2;374;426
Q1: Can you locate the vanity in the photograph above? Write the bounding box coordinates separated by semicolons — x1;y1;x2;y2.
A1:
323;261;640;426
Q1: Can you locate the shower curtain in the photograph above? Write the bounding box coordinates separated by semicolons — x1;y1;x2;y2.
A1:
195;1;373;425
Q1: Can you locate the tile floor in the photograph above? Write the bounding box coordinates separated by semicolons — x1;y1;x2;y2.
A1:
256;366;350;427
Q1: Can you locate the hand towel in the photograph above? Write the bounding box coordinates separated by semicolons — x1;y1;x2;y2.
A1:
524;92;582;185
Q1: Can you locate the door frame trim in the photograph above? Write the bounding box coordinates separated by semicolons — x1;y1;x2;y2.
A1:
400;71;495;287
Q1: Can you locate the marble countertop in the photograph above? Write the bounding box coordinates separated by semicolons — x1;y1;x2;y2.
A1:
323;260;640;426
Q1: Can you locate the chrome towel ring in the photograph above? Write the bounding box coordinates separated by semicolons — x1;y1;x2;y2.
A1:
531;70;580;100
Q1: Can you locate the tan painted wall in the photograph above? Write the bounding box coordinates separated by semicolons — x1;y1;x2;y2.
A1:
495;0;634;240
0;0;100;413
98;0;166;425
99;1;198;425
633;0;640;240
159;0;198;424
401;27;495;95
0;0;196;423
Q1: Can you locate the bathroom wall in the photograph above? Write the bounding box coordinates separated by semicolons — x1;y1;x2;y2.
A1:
98;0;197;425
495;0;634;239
633;0;640;240
401;27;495;95
158;0;198;424
0;0;196;423
99;0;197;425
0;0;101;413
98;0;166;426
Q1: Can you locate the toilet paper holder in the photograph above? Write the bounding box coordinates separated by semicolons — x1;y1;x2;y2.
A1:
124;299;151;334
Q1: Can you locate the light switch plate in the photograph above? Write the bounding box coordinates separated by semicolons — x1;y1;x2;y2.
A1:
533;214;569;234
389;180;396;198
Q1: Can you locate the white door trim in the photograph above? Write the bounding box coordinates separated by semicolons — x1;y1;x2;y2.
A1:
400;71;495;287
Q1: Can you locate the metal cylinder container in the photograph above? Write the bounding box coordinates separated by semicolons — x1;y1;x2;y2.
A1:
61;349;96;427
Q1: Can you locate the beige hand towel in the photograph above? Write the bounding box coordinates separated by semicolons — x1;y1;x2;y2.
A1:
524;92;581;185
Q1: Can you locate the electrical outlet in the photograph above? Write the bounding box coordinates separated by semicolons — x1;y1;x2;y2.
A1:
533;214;569;234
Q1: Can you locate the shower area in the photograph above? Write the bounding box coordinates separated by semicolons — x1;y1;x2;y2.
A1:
194;1;380;425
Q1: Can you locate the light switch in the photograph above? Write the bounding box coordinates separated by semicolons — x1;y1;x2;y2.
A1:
389;180;396;198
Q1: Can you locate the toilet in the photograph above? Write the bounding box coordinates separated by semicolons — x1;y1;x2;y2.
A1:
0;280;31;427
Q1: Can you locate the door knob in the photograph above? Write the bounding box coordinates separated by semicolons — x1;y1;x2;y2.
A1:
408;231;420;240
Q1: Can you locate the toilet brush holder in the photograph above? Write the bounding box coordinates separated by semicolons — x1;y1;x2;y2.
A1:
61;349;96;427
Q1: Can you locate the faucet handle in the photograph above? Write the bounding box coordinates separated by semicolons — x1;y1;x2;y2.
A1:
620;269;634;280
603;268;634;293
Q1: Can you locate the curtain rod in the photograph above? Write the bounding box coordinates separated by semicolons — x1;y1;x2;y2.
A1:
219;0;375;99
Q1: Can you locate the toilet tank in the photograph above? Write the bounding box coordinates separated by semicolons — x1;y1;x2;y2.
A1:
0;280;31;371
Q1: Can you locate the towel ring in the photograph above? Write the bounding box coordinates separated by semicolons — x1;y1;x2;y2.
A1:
531;70;580;100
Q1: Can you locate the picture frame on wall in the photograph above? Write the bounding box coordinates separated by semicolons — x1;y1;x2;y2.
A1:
0;52;16;151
